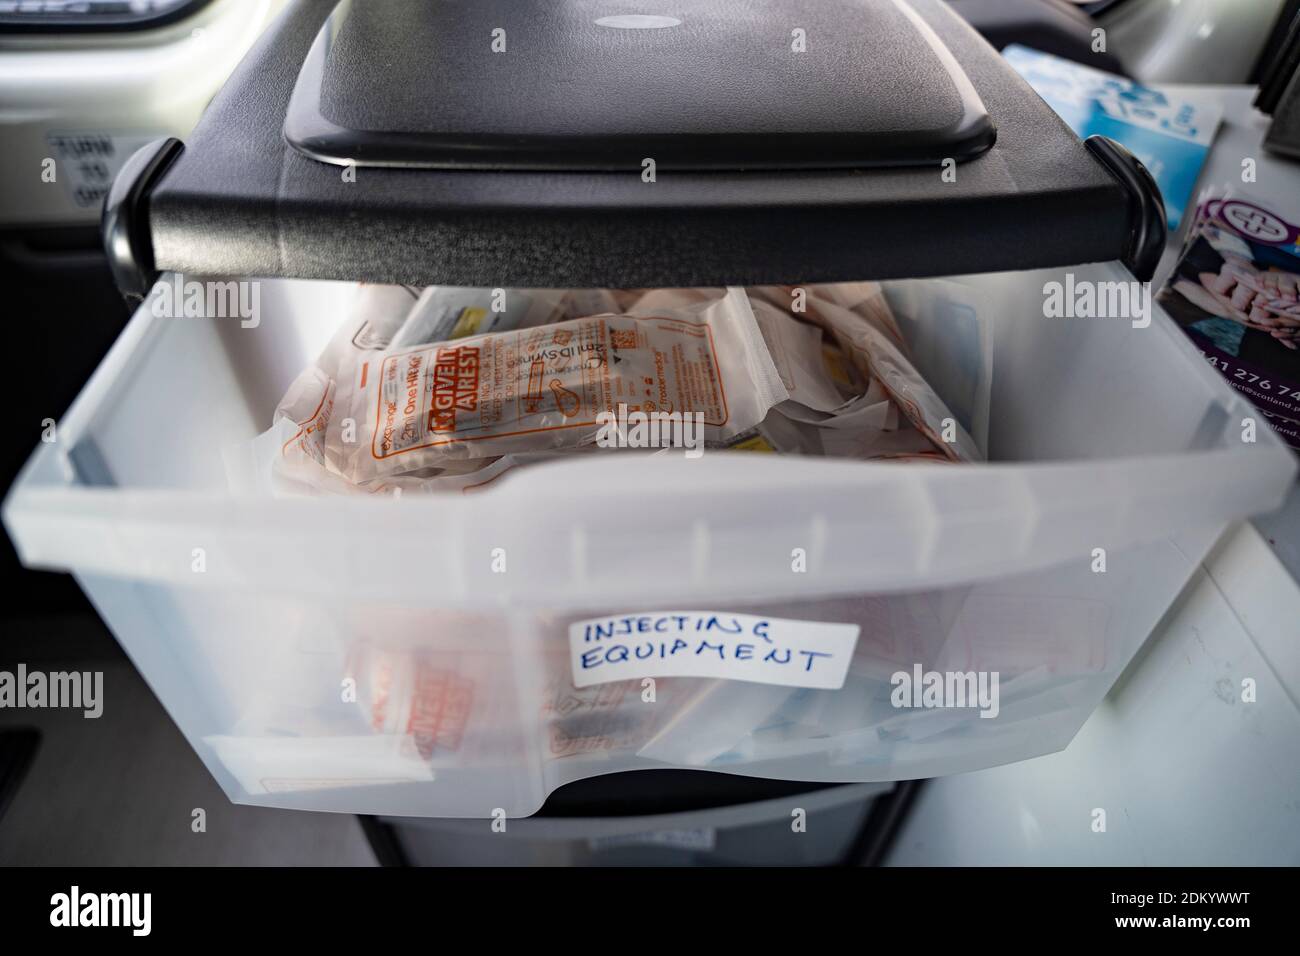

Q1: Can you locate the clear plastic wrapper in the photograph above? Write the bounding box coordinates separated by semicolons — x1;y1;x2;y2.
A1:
391;287;568;349
750;284;982;461
242;280;978;500
238;284;418;495
328;287;788;481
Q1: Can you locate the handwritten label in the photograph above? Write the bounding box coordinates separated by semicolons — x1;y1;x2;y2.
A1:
569;611;860;690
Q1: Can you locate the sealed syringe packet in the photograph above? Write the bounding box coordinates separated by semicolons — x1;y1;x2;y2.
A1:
239;279;978;498
327;287;788;482
641;286;962;461
239;286;587;496
390;287;569;349
227;284;420;495
205;608;524;794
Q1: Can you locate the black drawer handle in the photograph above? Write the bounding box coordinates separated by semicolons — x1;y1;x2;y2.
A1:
1085;134;1168;283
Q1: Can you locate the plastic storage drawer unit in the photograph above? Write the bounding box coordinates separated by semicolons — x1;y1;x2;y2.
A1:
4;263;1294;816
5;0;1296;817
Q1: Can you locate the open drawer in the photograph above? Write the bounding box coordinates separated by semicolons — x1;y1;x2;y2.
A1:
8;0;1295;818
4;264;1293;817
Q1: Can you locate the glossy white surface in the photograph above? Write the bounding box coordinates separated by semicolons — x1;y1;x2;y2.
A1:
889;522;1300;865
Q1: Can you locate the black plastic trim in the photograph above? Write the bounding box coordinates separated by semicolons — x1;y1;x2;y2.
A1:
1084;134;1167;283
101;137;184;303
842;778;921;866
356;815;410;867
285;0;997;172
0;0;212;34
535;769;843;818
0;729;40;828
149;0;1133;288
1254;3;1300;114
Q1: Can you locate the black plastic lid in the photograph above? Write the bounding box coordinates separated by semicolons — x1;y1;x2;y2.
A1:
131;0;1154;289
286;0;996;171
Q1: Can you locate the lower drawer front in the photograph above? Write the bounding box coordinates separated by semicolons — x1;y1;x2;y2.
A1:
74;525;1204;817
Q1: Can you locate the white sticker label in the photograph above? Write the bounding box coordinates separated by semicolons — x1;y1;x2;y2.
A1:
46;131;166;209
569;611;860;690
